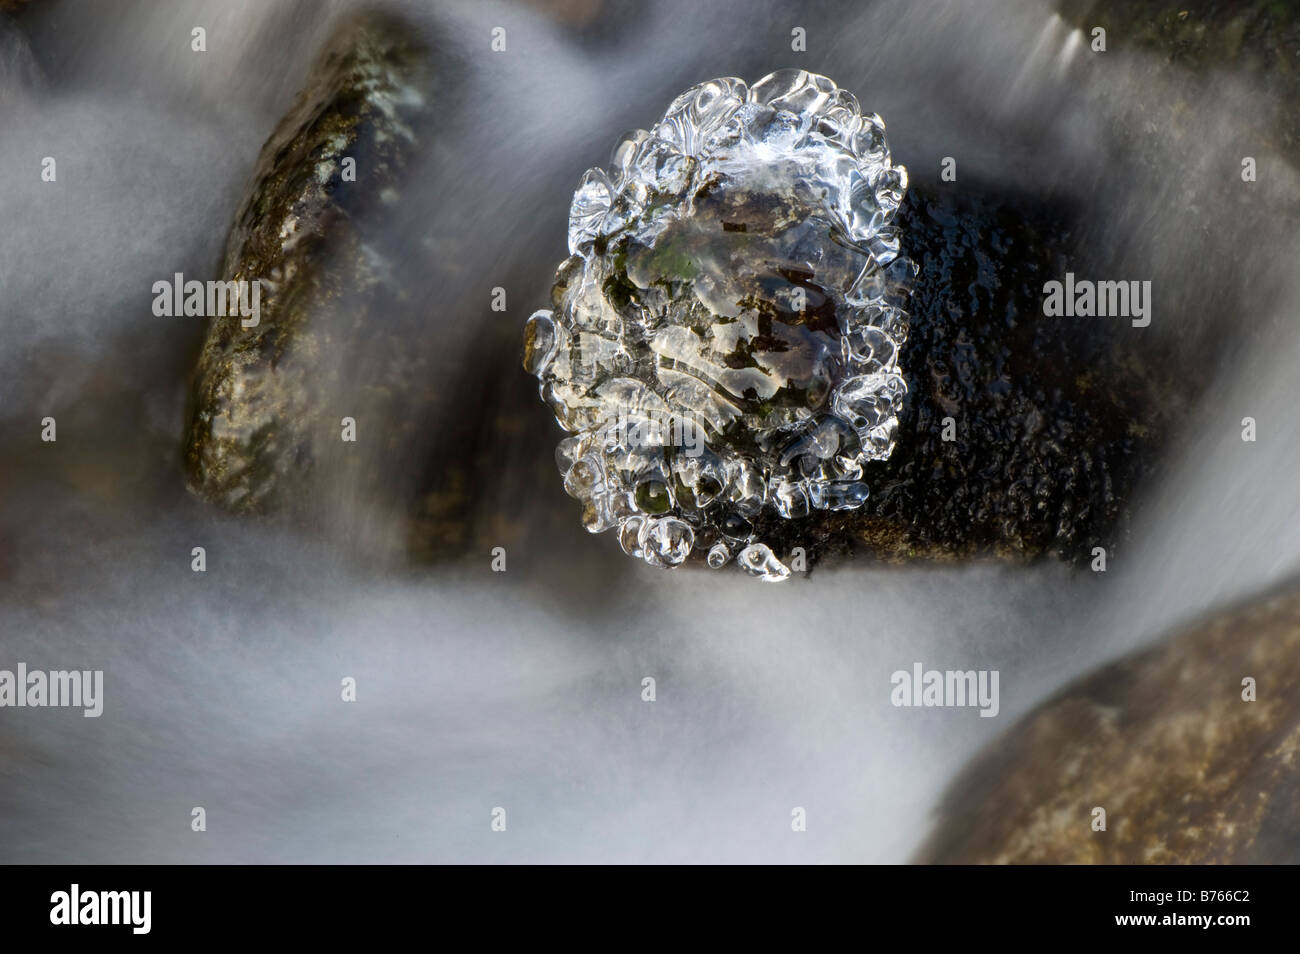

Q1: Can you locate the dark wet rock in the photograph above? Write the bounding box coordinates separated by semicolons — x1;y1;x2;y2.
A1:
916;581;1300;863
183;13;434;523
403;340;578;565
1060;0;1300;149
751;182;1203;567
181;10;595;571
1060;0;1300;75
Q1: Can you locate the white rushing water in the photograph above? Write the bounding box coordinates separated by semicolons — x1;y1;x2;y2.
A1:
2;0;1299;862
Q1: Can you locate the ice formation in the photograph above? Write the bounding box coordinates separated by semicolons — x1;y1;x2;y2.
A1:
524;69;912;579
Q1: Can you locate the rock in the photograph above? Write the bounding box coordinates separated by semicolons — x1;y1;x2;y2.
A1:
1059;0;1300;149
183;13;435;531
180;10;597;572
916;581;1300;863
753;182;1202;567
404;350;580;565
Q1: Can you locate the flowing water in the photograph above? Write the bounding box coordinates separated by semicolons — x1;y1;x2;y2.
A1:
2;0;1298;862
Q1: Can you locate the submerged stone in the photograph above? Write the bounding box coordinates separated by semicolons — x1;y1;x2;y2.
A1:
183;13;433;523
917;581;1300;863
178;11;607;573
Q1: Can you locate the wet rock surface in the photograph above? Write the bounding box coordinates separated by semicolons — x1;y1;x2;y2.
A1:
178;9;599;571
739;182;1202;567
1060;0;1300;149
917;581;1300;863
183;13;436;539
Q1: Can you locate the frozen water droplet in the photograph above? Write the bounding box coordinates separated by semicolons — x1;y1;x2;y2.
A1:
809;480;870;511
523;310;558;376
568;168;614;254
563;454;603;499
639;516;694;567
618;516;644;558
707;543;731;568
554;436;580;475
737;543;791;581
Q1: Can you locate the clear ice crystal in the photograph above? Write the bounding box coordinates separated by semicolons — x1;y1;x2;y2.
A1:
524;69;912;579
737;543;792;582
